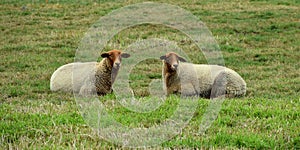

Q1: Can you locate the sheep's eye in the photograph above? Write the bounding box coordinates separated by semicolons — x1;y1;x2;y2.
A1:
165;58;170;63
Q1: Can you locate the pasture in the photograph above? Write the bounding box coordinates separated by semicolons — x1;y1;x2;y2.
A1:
0;0;299;149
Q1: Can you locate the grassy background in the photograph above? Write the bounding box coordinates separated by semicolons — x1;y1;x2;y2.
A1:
1;0;299;149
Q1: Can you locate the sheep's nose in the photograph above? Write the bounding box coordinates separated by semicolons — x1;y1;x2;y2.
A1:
173;64;178;69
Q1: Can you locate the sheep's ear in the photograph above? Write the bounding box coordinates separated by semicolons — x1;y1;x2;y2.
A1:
121;53;130;58
101;52;110;58
178;56;187;62
160;55;166;60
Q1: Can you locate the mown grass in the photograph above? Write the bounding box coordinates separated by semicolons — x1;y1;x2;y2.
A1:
0;0;299;149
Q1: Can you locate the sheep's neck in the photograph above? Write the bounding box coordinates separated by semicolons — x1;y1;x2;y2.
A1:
95;58;119;94
104;58;120;83
163;63;179;87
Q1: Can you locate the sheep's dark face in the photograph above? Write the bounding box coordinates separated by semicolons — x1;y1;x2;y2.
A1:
101;50;130;69
160;52;186;71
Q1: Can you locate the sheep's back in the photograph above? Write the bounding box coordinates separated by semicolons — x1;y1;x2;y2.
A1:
179;63;224;83
50;62;97;93
178;63;226;93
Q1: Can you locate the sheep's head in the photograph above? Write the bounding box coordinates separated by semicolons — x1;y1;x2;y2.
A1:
101;50;130;69
160;52;187;71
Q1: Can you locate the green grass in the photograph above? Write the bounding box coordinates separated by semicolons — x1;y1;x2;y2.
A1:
1;0;299;149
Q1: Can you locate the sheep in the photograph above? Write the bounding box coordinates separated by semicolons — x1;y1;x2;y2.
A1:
160;52;246;98
50;49;130;96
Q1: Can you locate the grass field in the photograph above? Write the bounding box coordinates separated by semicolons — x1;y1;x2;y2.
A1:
1;0;299;149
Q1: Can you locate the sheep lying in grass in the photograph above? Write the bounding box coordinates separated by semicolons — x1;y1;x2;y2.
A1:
50;50;130;96
160;52;246;98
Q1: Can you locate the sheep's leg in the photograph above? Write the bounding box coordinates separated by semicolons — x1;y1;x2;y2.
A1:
79;77;97;97
211;72;227;99
181;83;198;96
213;71;246;98
228;72;246;97
166;86;179;96
79;84;97;97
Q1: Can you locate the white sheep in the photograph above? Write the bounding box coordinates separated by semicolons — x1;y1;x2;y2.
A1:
50;50;130;96
160;52;246;98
